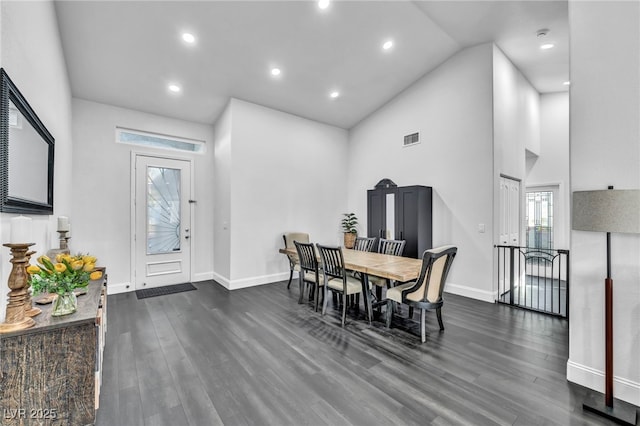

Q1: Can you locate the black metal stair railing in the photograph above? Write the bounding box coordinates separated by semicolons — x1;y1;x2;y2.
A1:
495;245;569;318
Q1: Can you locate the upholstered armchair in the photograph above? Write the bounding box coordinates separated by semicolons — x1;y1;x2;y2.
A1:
385;245;457;343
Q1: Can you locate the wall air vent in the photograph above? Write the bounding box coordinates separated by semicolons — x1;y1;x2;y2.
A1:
403;132;420;147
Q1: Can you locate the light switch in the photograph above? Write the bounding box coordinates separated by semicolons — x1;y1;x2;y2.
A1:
478;223;485;233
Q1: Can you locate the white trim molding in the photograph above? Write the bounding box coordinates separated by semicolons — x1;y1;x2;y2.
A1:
212;271;290;290
193;271;214;282
107;281;133;295
444;282;496;303
567;359;640;406
212;272;231;289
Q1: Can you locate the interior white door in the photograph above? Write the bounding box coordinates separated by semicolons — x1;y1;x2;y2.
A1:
499;176;521;246
508;179;520;246
135;155;191;289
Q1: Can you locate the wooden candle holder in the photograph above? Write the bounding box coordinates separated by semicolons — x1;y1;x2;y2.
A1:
46;230;70;260
23;249;41;317
0;243;36;333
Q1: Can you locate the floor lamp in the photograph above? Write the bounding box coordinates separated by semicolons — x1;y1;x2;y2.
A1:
572;187;639;425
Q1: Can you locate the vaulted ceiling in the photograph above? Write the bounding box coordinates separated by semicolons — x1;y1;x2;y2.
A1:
55;1;568;129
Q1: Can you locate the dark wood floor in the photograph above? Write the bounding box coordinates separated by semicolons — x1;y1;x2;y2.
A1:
96;280;625;426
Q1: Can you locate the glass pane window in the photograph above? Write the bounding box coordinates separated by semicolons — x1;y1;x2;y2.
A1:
526;191;553;249
117;127;205;153
147;166;181;254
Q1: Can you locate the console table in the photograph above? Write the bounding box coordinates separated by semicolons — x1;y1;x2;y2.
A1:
0;275;107;426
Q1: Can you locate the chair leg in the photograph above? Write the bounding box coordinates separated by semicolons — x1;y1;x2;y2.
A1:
314;285;320;312
316;287;324;312
341;293;347;327
421;308;426;343
386;300;394;328
408;306;414;319
436;307;444;330
375;286;383;313
322;287;329;315
387;280;400;313
287;269;294;289
298;273;304;304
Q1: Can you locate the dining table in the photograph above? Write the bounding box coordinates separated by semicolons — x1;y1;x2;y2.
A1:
279;246;422;322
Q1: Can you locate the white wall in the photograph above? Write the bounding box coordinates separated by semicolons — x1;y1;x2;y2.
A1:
492;45;540;251
213;102;232;281
0;0;73;321
526;92;570;249
71;99;215;294
348;43;495;301
567;0;640;406
213;98;349;289
493;45;541;176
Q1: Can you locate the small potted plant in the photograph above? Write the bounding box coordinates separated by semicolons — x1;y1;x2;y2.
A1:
341;213;358;249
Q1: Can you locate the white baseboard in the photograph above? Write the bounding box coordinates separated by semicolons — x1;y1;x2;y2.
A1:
567;359;640;406
211;271;290;290
193;271;214;282
228;272;289;290
211;272;231;289
106;272;214;295
106;281;133;295
444;282;495;303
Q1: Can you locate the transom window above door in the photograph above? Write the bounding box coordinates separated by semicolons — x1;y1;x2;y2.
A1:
116;127;205;153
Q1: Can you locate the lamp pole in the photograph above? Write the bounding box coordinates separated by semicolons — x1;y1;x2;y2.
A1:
605;185;613;408
576;186;638;425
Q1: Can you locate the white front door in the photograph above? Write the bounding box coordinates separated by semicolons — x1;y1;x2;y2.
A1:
134;155;192;289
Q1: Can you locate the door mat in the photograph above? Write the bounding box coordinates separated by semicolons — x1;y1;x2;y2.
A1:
136;283;197;300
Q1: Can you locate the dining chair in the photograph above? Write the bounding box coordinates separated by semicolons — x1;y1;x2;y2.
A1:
349;236;377;306
369;238;406;309
377;238;406;256
353;236;377;252
282;232;310;289
294;241;323;311
385;245;457;343
317;244;371;327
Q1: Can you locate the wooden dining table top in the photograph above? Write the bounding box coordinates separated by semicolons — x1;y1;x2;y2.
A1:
279;247;422;282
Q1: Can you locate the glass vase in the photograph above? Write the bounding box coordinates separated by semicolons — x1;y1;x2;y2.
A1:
52;291;77;316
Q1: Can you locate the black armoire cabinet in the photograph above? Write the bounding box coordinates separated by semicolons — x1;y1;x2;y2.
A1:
367;183;432;259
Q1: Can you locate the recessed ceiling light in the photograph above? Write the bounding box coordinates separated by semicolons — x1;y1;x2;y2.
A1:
330;91;340;99
540;43;555;50
182;33;196;44
318;0;330;10
271;68;281;76
382;40;394;50
536;28;550;38
168;84;181;93
563;81;571;86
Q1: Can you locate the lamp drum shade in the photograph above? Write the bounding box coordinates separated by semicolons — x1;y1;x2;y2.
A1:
572;189;640;234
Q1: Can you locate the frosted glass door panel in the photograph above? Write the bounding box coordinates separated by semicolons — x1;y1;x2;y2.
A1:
147;166;181;254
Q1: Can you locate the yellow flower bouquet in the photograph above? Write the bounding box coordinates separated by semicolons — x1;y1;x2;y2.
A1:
28;254;103;296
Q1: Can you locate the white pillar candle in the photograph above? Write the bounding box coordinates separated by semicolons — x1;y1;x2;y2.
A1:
10;216;32;244
57;216;70;232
